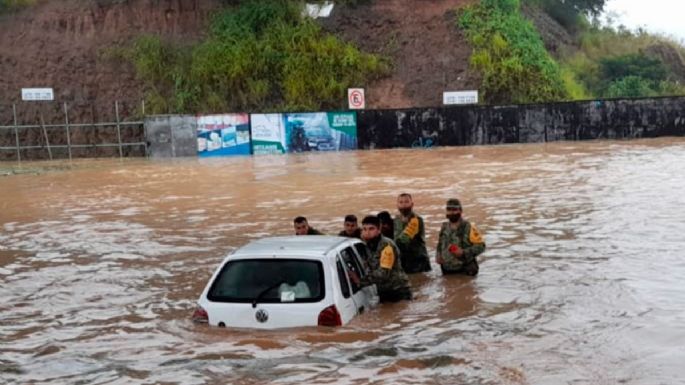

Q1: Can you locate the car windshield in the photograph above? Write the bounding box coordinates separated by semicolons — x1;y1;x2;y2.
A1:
208;259;324;303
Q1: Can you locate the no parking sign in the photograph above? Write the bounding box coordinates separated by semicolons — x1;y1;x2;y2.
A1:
348;88;365;110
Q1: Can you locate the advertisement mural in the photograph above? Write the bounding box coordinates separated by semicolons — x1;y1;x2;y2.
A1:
250;113;288;155
250;112;357;155
197;114;251;157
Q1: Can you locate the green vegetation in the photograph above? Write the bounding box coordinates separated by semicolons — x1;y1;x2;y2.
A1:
459;0;685;102
458;0;569;104
123;0;387;114
0;0;35;13
559;25;685;99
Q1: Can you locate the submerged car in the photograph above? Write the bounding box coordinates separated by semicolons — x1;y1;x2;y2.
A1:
193;236;377;329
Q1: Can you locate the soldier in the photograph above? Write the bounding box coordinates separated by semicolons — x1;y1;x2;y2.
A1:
338;214;361;238
377;211;394;239
393;193;431;273
360;215;412;303
293;216;323;235
435;199;485;276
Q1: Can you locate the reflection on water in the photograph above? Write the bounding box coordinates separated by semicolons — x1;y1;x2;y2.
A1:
2;138;685;384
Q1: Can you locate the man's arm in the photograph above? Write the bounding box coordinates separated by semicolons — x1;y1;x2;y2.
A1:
435;224;445;264
461;223;485;264
396;217;420;245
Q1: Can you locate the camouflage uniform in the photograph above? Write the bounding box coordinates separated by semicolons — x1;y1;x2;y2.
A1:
338;229;361;239
436;219;485;276
307;227;323;235
362;235;411;302
393;213;431;273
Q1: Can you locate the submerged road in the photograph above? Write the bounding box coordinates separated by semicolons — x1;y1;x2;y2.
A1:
1;138;684;384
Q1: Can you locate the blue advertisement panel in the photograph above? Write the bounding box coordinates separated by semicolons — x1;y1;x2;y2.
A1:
251;112;357;155
197;114;251;157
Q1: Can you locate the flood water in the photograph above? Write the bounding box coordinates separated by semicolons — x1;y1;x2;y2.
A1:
1;138;685;385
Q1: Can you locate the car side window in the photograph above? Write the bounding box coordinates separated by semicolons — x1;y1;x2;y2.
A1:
336;259;351;299
351;243;370;274
340;248;363;294
354;243;370;264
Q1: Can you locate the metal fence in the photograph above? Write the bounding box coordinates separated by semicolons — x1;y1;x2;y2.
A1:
0;101;147;161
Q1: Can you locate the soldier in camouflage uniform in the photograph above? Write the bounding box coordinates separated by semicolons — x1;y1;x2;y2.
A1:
360;215;412;303
393;193;431;273
377;211;394;239
337;214;362;239
293;216;323;235
436;199;485;276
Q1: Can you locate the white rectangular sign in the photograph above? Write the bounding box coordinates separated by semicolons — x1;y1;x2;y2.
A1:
443;90;478;105
22;88;54;101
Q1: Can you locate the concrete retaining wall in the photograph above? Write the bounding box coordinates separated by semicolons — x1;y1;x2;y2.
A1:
144;97;685;158
357;97;685;149
144;115;197;158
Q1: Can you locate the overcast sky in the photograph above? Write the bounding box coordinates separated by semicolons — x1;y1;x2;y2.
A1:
602;0;685;43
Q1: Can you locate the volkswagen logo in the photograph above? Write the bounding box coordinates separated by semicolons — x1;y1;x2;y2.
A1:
255;309;269;323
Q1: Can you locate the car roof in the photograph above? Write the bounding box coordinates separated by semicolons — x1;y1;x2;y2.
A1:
231;236;360;259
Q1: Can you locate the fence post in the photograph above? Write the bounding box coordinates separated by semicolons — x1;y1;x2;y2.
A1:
115;101;123;158
143;117;149;158
12;103;21;162
64;102;72;160
40;111;53;160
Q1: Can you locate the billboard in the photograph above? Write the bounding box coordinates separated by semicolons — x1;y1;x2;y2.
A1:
250;112;357;155
197;114;251;157
250;113;287;155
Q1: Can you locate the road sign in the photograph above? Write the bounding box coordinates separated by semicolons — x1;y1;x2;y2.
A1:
22;88;54;101
443;90;478;105
348;88;365;110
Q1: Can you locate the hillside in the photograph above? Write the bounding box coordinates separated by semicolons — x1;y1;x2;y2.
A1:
0;0;219;123
320;0;479;108
1;0;684;124
0;0;477;124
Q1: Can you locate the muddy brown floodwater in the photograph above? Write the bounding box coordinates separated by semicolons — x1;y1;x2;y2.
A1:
2;138;685;384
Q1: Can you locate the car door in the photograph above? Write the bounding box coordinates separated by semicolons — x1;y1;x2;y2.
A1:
349;242;379;307
339;246;373;314
335;256;357;321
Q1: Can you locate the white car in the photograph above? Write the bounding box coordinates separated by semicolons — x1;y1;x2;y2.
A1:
192;236;377;329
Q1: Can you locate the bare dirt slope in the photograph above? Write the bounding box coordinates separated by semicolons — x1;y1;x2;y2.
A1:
321;0;479;108
0;0;218;124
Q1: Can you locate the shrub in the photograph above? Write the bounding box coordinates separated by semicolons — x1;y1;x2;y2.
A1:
599;53;667;84
124;0;388;114
605;76;656;98
459;0;568;104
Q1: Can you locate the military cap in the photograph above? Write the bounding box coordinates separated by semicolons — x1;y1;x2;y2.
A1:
446;198;462;209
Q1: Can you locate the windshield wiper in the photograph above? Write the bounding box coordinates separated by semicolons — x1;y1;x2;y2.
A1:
252;280;286;308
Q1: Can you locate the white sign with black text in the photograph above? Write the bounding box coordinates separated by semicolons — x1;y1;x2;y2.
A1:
22;88;54;101
443;90;478;105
